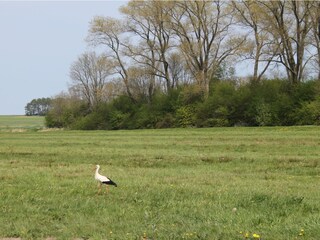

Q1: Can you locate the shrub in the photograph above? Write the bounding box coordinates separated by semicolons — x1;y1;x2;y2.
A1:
178;84;204;105
254;102;273;126
45;97;87;128
229;84;252;126
45;111;64;128
152;89;180;114
175;105;197;127
111;95;136;113
196;81;236;127
109;110;130;130
71;112;106;130
245;80;290;126
155;113;175;128
293;97;320;125
127;106;156;129
45;79;320;129
197;107;230;127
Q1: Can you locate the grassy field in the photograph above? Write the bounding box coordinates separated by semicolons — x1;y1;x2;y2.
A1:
0;115;45;130
0;124;320;239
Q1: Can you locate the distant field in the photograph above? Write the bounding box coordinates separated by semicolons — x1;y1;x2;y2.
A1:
0;127;320;239
0;115;45;130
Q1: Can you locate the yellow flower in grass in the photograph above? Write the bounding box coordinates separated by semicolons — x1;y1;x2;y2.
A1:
299;229;304;236
253;233;260;239
244;232;250;238
142;232;148;240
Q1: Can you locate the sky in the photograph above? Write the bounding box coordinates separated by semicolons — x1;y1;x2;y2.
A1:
0;1;126;115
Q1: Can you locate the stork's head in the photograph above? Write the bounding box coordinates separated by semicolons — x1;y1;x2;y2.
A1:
94;164;100;171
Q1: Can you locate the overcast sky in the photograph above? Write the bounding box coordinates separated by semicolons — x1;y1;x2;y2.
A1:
0;1;126;115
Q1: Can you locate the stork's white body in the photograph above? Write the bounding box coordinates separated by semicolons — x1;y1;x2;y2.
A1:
95;168;111;183
95;165;117;194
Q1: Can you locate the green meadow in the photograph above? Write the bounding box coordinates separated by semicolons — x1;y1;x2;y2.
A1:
0;118;319;239
0;115;45;131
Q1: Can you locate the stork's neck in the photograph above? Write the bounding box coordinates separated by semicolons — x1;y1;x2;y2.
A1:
95;166;100;175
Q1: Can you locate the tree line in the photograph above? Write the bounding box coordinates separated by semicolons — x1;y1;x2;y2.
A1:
25;98;52;116
44;0;320;129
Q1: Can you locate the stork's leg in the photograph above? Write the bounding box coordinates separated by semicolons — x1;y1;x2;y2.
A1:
97;182;102;195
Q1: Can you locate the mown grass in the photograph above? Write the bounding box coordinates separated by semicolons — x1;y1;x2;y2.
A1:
0;115;45;131
0;127;320;239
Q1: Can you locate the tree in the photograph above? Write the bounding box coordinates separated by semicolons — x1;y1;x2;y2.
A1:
168;0;245;96
69;52;113;110
45;92;85;128
25;98;52;116
87;17;135;101
232;0;277;81
120;0;176;92
167;52;193;86
309;1;320;79
260;0;313;84
126;66;156;102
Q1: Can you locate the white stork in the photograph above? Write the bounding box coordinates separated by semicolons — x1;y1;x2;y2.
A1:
95;165;117;194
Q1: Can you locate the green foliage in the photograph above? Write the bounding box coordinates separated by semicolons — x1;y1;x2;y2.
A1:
254;102;273;126
45;80;320;129
175;105;197;127
45;96;88;128
178;84;204;105
109;110;130;130
197;81;236;127
111;95;136;113
199;107;230;127
71;111;107;130
293;97;320;125
25;97;52;116
155;113;175;128
152;89;180;114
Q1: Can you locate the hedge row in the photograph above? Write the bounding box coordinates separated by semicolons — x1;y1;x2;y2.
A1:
45;79;320;129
